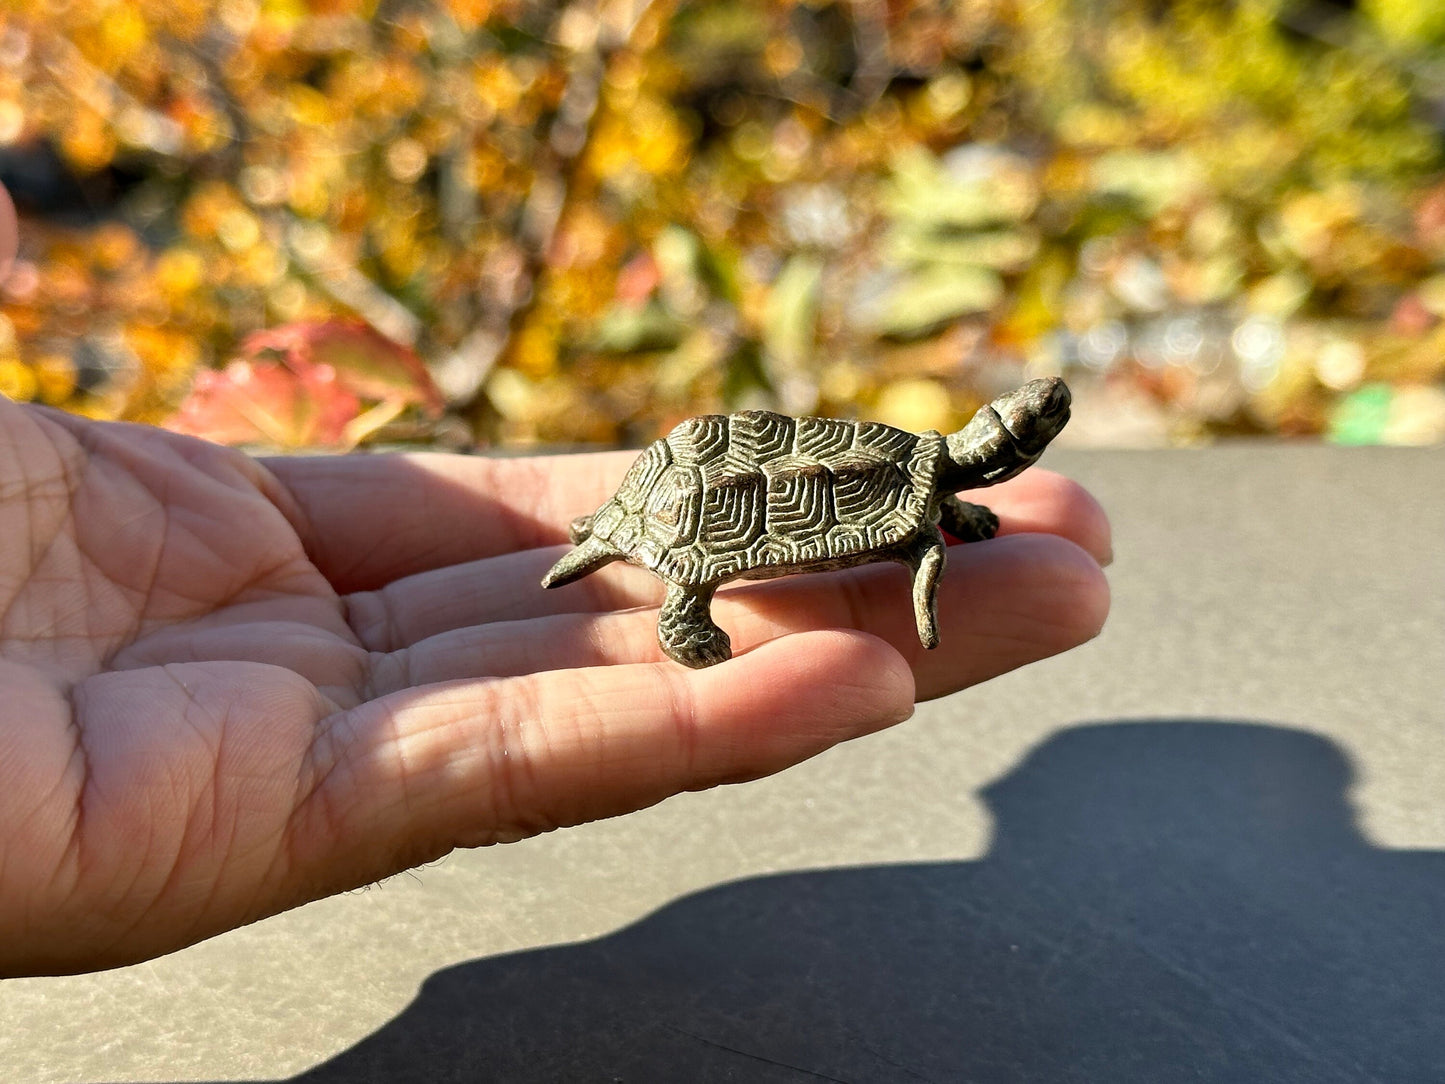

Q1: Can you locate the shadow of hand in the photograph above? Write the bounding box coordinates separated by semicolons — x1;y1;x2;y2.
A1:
292;722;1445;1084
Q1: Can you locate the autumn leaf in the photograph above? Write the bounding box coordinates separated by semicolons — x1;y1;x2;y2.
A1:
164;359;363;450
241;320;443;414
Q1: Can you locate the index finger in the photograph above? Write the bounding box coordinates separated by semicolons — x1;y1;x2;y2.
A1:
265;449;1110;594
264;449;635;593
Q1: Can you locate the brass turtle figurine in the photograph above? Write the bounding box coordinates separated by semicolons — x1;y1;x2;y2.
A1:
542;377;1071;668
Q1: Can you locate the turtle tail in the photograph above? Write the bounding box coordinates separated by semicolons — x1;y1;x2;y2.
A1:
541;534;623;589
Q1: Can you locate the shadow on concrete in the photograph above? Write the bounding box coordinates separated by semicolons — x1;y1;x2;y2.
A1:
262;720;1444;1082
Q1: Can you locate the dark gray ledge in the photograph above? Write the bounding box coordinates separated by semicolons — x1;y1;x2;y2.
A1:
4;444;1442;1083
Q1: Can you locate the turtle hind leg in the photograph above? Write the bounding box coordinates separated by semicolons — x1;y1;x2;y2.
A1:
658;583;731;668
902;529;947;650
540;535;622;589
938;494;999;543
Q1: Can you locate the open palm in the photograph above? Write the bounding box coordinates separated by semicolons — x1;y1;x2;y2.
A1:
0;398;1109;976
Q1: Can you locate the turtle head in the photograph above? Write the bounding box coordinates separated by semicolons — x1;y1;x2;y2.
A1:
941;377;1071;490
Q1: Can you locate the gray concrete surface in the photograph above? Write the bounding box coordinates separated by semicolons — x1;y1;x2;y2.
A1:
2;446;1442;1082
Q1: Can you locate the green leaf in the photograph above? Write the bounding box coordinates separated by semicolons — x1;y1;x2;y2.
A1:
883;148;1032;231
885;227;1040;271
588;302;688;354
861;266;1005;338
1090;151;1202;216
764;254;823;374
1328;384;1394;445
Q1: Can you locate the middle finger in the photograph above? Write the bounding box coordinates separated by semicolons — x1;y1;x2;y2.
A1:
346;468;1111;653
366;533;1109;703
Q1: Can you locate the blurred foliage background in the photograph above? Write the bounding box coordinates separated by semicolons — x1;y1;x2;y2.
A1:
2;0;1444;450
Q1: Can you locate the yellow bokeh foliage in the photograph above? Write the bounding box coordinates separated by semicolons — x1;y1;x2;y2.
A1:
0;0;1440;447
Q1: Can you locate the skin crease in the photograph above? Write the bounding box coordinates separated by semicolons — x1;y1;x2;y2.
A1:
0;183;1112;977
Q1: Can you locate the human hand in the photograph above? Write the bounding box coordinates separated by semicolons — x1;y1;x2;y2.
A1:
0;399;1108;976
0;182;15;282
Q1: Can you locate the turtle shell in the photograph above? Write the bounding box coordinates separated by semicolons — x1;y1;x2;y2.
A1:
589;410;945;584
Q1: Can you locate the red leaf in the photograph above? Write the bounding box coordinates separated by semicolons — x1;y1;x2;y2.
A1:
615;252;661;309
1390;293;1437;337
240;320;443;413
165;359;363;449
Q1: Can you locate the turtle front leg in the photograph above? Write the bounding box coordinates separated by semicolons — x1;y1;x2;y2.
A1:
938;494;999;543
901;528;947;650
568;514;596;543
658;583;732;668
